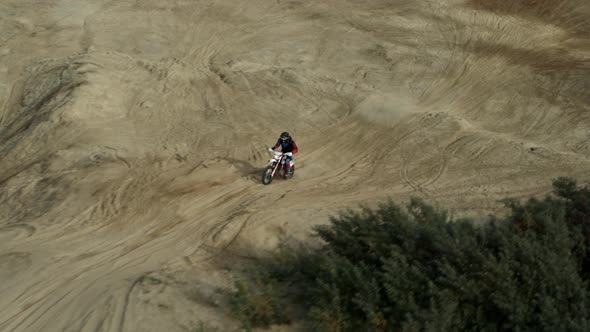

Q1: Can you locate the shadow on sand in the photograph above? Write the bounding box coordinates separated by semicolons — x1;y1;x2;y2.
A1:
223;158;267;184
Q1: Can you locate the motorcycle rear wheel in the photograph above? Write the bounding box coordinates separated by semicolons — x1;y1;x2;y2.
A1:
285;165;295;179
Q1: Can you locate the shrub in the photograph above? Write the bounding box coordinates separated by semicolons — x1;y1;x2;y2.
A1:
229;269;288;330
230;177;590;331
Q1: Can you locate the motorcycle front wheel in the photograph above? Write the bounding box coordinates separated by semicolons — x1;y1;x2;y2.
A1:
262;166;274;185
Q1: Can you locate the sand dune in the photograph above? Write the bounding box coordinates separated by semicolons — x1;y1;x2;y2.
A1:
1;0;589;330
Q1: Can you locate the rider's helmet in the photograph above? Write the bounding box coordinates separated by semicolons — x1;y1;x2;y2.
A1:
280;131;290;142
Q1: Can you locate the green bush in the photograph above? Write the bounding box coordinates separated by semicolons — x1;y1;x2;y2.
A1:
230;177;590;331
194;321;219;332
229;269;288;330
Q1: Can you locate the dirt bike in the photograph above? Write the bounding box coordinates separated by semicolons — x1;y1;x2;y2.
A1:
261;150;295;185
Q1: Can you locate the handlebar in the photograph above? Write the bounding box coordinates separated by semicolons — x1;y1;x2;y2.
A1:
272;151;292;156
268;150;293;157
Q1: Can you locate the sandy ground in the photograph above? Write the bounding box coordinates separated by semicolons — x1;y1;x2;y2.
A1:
0;0;589;331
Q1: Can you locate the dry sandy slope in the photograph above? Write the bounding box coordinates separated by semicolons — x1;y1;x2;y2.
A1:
0;0;589;331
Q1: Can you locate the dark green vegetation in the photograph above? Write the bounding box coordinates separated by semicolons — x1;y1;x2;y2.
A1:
230;177;590;331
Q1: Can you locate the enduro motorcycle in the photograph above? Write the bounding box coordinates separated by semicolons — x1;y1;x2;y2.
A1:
261;150;295;185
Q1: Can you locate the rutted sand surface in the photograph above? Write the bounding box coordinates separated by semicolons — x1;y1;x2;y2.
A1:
0;0;589;331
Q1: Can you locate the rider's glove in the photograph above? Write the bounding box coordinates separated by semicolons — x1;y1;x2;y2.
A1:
268;147;274;152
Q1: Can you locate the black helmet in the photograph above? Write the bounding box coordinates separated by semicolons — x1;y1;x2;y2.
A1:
280;131;290;141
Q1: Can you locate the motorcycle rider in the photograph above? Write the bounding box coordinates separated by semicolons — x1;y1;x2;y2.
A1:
268;131;298;177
